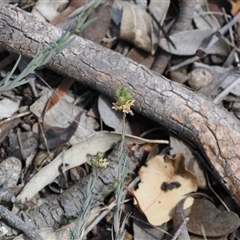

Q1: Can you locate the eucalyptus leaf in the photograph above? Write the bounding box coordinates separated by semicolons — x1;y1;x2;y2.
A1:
159;29;229;56
15;131;168;204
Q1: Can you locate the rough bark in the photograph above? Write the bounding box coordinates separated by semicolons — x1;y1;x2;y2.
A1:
1;4;240;208
0;143;137;238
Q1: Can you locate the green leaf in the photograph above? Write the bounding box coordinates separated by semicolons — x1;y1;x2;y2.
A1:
0;0;100;94
79;17;98;33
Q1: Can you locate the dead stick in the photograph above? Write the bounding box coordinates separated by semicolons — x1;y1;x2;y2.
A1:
1;4;240;206
0;205;43;240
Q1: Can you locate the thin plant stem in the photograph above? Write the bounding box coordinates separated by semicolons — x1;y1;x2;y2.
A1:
120;113;126;154
111;86;135;239
71;169;99;240
171;217;190;240
84;177;140;236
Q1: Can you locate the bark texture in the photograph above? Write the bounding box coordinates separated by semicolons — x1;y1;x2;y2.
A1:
1;143;137;237
1;4;240;207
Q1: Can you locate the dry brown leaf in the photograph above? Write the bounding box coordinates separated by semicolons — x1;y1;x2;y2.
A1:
173;197;193;240
126;48;155;68
14;131;168;208
187;198;240;237
119;2;153;54
38;111;82;150
170;134;207;189
133;154;198;226
50;0;85;26
133;207;168;240
229;0;240;16
98;94;132;134
79;2;112;45
148;0;170;52
45;77;75;112
30;89;99;145
159;29;229;56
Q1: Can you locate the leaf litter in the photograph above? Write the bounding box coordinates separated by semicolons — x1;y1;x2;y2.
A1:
133;153;197;226
1;0;240;239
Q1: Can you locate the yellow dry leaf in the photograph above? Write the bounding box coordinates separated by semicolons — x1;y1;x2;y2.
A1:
229;0;240;17
133;154;198;226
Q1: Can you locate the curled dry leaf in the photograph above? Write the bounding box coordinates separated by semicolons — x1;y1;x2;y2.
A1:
98;94;132;134
119;2;153;54
148;0;170;53
30;89;99;145
133;154;198;226
229;0;240;18
38;111;82;150
170;134;207;189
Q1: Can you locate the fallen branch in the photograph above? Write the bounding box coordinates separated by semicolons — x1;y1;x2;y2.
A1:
0;143;137;238
0;205;43;240
1;4;240;207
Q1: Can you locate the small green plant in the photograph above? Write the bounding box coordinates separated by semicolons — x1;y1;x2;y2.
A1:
70;152;109;240
0;30;74;93
71;0;101;35
112;86;134;240
90;151;109;168
112;86;135;153
112;86;135;115
0;0;100;94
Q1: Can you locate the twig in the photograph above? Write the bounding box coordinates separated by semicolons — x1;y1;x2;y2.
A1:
170;11;240;71
201;225;208;240
0;205;43;240
148;10;176;49
194;151;230;211
17;127;25;159
213;75;240;104
206;11;240;51
0;111;31;126
205;169;230;211
152;0;195;73
221;35;240;54
84;176;140;236
171;217;189;240
38;119;51;157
